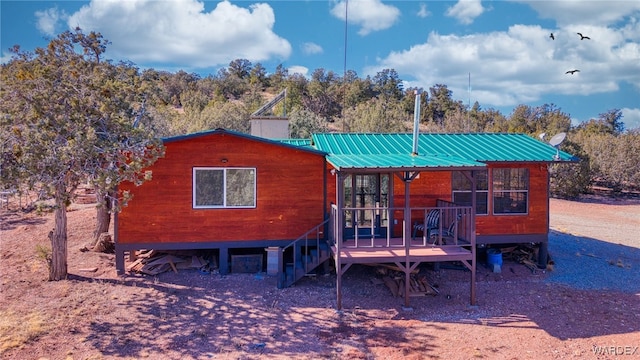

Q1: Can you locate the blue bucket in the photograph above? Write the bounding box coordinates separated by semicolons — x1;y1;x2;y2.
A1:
487;248;503;266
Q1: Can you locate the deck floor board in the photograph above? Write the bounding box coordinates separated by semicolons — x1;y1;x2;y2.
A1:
331;237;473;264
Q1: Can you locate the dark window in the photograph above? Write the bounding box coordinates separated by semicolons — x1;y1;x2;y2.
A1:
492;168;528;214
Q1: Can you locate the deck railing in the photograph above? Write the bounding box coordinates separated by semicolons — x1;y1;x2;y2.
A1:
331;202;474;251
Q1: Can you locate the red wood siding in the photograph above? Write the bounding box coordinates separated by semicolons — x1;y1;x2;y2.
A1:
392;171;453;236
117;132;326;244
476;163;549;236
325;165;549;239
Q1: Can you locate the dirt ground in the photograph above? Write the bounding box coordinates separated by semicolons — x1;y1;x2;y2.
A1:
1;195;639;360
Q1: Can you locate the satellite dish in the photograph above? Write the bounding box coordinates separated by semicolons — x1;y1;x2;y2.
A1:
549;132;566;147
538;132;546;141
548;132;567;160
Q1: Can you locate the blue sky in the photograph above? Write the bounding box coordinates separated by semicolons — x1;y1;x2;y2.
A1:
2;0;640;129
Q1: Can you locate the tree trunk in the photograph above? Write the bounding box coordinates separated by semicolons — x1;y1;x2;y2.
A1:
92;188;112;247
50;187;68;281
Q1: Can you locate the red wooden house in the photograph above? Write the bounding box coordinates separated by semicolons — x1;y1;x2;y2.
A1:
115;129;576;309
115;129;327;275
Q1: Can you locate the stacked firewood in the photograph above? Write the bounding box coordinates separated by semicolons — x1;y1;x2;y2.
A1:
371;264;438;297
382;275;438;298
127;250;215;275
501;245;554;273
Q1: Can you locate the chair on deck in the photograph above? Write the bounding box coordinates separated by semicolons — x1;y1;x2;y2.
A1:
429;221;458;245
430;214;467;246
412;209;440;243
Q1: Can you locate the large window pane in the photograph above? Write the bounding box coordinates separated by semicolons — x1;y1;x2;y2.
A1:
193;167;256;208
226;169;255;207
492;168;528;214
194;169;223;206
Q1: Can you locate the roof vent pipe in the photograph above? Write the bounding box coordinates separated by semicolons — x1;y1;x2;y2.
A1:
412;89;422;156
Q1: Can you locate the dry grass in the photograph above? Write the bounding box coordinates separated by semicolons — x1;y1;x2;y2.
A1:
0;310;50;354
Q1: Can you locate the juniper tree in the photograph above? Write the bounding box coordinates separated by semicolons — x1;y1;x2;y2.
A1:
0;29;163;280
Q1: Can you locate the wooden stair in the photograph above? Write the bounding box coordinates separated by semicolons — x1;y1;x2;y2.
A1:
277;220;330;289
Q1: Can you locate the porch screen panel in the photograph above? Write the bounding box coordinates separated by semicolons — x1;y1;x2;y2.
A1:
492;168;528;214
452;170;488;215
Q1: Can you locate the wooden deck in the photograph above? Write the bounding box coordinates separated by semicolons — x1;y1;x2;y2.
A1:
334;244;473;263
329;203;477;309
331;237;476;309
332;238;473;264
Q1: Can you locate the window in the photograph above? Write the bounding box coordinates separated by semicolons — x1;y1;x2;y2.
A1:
492;168;528;214
193;167;256;208
452;170;488;215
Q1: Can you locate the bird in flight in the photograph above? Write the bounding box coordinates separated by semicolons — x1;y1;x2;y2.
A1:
565;70;580;75
577;32;590;40
550;33;555;40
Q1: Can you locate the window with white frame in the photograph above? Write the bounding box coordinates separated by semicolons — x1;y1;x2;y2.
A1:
452;170;488;215
193;167;256;208
492;168;528;214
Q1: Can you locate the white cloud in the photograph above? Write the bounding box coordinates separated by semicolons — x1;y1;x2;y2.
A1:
621;108;640;130
366;23;640;110
66;0;291;70
517;0;640;27
0;51;13;65
445;0;484;25
302;42;323;55
288;65;309;77
36;7;67;36
417;3;431;18
330;0;400;36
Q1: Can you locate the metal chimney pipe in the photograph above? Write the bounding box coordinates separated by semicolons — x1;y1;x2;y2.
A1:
412;89;421;155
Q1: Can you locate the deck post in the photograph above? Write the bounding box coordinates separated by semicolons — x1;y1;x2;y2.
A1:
336;172;345;310
537;241;548;268
219;247;229;275
336;260;342;310
115;248;125;275
403;172;412;307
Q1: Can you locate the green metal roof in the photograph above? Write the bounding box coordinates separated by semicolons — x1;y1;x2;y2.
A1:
276;138;313;147
311;133;577;171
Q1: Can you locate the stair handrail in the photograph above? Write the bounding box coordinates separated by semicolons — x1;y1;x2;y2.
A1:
278;218;330;288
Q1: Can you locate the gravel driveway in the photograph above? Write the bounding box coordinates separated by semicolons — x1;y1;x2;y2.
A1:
547;197;640;293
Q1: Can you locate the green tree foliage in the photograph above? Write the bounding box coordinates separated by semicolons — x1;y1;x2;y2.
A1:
31;48;628;198
572;128;640;192
400;88;427;121
288;109;329;139
228;58;252;79
340;70;374;110
468;104;509;132
280;73;308;113
304;68;341;120
213;67;247;100
549;140;591;199
0;30;163;280
507;104;571;136
425;84;464;125
343;98;408;133
269;64;288;91
372;69;404;103
249;62;269;90
181;101;250;134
